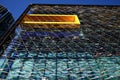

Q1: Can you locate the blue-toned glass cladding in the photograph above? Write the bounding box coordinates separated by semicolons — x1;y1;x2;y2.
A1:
0;4;14;37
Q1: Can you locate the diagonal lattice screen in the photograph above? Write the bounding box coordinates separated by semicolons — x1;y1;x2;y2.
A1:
0;5;120;80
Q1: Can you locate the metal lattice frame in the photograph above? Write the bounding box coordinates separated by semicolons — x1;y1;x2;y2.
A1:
0;4;120;80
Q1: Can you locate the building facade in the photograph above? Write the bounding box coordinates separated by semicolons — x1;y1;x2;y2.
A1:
0;4;14;55
0;4;14;37
0;4;120;80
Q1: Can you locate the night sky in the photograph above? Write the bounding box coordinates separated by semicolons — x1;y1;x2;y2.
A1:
0;0;120;20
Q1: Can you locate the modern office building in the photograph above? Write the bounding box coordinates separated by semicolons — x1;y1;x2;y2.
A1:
0;4;14;55
0;4;14;36
0;4;120;80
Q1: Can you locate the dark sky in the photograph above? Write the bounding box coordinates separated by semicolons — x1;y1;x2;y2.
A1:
0;0;120;20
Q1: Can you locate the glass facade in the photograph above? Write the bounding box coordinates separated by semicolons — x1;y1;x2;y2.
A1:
0;4;14;36
0;4;120;80
0;4;14;57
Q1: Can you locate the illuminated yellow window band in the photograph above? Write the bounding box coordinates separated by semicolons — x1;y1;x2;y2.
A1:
21;14;80;28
